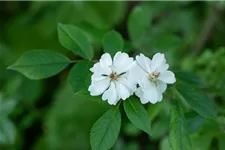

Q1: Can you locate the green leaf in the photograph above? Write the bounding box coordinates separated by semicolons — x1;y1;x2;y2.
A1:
19;112;37;129
185;112;205;133
169;101;192;150
177;84;217;118
90;107;121;150
218;135;225;150
128;4;151;44
160;137;171;150
0;118;16;145
123;122;141;137
190;134;213;150
0;97;16;117
124;97;151;135
123;41;133;53
67;61;93;94
151;117;169;140
151;34;181;52
147;102;163;120
45;84;109;150
103;30;124;55
19;78;43;105
58;23;93;60
8;50;71;80
175;71;205;87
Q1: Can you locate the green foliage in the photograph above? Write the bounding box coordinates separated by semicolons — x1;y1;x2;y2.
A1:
103;30;124;55
0;95;17;145
0;118;17;145
147;102;163;120
124;97;151;135
175;71;206;87
68;61;92;94
90;107;121;150
1;1;225;150
160;137;170;150
0;98;16;118
17;78;43;105
151;34;181;52
2;74;43;107
128;4;151;45
58;23;94;60
151;116;169;140
147;100;170;121
190;134;213;150
177;84;217;119
185;112;205;133
196;48;225;90
72;1;126;30
123;122;141;137
68;60;104;103
169;101;192;150
8;50;71;79
218;135;225;150
45;84;109;150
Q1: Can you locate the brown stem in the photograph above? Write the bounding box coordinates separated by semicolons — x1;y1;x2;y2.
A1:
193;3;225;54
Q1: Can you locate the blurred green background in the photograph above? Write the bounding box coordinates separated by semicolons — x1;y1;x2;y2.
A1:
0;1;225;150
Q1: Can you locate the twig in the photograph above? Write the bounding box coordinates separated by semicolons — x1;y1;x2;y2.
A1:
193;3;225;54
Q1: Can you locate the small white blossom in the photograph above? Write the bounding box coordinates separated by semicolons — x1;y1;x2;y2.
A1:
130;53;176;104
88;52;136;105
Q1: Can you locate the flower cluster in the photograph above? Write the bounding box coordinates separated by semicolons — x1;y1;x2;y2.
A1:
88;52;176;105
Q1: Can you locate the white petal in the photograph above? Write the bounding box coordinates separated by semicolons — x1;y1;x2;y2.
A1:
113;51;126;66
136;82;158;104
88;79;110;96
100;53;112;68
136;54;151;73
151;53;165;71
136;88;148;104
157;80;167;93
115;82;130;100
113;52;134;74
158;71;176;84
155;62;169;73
157;92;163;102
90;62;111;75
91;74;107;82
118;76;137;95
143;84;158;104
135;87;142;98
138;76;151;88
128;62;147;85
102;82;118;105
90;62;100;72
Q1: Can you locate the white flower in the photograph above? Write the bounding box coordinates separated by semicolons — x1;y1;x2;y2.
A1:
88;52;136;105
130;53;176;104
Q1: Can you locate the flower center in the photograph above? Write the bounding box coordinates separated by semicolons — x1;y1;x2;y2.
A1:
109;72;118;81
149;72;160;86
102;72;126;81
150;72;160;79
